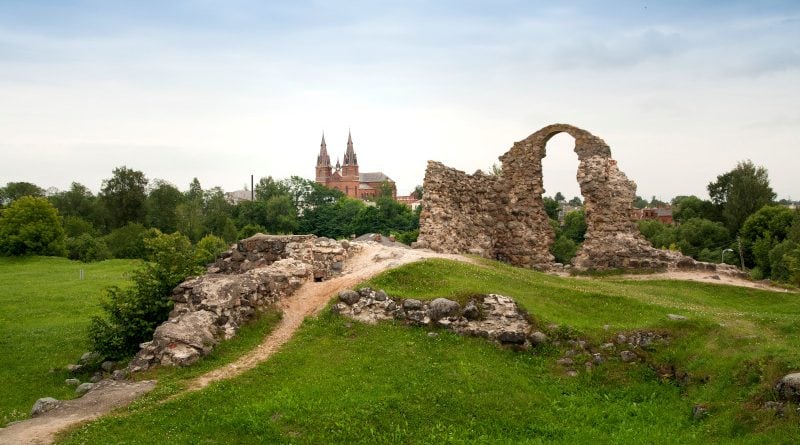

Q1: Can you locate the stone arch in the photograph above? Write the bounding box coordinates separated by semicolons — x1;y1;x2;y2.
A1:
416;123;712;271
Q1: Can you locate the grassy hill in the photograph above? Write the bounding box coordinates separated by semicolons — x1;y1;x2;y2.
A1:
0;257;139;426
56;258;800;444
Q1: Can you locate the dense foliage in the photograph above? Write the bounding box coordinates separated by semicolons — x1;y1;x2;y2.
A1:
0;196;66;256
88;232;202;359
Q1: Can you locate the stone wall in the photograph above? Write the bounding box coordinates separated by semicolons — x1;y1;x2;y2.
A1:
416;123;741;274
129;234;354;372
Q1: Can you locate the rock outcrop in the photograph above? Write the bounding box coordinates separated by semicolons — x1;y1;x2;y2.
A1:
332;289;536;348
129;234;354;372
415;123;742;276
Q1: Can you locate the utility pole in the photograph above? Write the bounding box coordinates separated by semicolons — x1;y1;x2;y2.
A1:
250;174;254;201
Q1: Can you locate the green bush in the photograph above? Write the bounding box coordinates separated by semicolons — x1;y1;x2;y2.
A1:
195;234;229;265
237;223;266;240
63;215;96;238
88;232;202;359
0;196;66;256
551;235;578;264
66;234;111;262
103;223;159;259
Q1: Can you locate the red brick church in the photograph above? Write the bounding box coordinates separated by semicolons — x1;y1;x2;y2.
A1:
315;132;397;199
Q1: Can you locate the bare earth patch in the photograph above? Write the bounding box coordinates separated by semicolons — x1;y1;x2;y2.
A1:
607;270;791;293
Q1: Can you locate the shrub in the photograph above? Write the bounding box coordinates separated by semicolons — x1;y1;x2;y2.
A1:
238;223;266;239
195;234;229;265
88;232;201;359
104;223;159;259
551;235;578;264
66;234;111;262
0;196;66;256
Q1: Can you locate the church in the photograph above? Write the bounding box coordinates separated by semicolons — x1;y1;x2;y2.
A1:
315;132;397;200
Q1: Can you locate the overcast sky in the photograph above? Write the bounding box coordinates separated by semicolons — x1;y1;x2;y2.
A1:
1;1;798;201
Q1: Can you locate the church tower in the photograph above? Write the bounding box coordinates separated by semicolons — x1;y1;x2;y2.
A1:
315;134;331;183
341;131;359;180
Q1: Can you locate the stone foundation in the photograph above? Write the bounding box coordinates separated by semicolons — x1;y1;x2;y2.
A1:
416;123;742;275
129;234;355;372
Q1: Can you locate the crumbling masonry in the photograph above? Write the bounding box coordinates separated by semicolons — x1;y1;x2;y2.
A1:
415;123;737;273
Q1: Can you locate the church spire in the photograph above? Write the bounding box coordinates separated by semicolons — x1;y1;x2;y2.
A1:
316;133;330;167
343;130;358;166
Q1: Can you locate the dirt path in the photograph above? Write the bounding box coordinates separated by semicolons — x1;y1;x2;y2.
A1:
0;242;467;444
0;380;156;445
185;242;470;390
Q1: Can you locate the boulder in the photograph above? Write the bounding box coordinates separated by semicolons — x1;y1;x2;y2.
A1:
30;397;60;417
528;331;548;346
338;290;361;305
427;298;461;321
75;382;94;395
498;330;526;345
463;301;480;320
775;372;800;401
619;350;637;362
403;299;422;310
79;351;101;364
101;360;117;372
374;290;388;301
64;378;80;386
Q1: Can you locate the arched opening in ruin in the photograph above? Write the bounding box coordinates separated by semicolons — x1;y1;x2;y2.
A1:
540;132;586;265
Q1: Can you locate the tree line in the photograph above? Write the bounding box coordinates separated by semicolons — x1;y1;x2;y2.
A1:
0;167;420;263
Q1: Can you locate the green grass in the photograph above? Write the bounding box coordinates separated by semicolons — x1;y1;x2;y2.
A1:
58;258;800;444
0;256;139;426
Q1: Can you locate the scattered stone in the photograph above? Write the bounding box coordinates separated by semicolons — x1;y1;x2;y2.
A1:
463;301;481;320
30;397;60;417
565;370;579;377
427;298;461;321
708;275;721;280
603;324;611;331
619;350;637;362
374;290;388;301
101;360;117;372
600;342;615;350
90;372;103;383
403;299;423;310
564;350;576;357
427;332;438;338
338;290;361;305
64;378;80;386
79;351;101;364
692;404;709;420
498;330;526;345
667;314;688;321
585;361;594;372
112;369;129;380
592;353;604;365
763;401;785;417
529;331;548;346
75;382;94;395
615;334;627;345
557;358;574;367
66;364;82;373
775;372;800;402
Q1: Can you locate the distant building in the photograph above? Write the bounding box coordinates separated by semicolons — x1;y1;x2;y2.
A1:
225;189;252;204
631;206;674;224
315;132;397;200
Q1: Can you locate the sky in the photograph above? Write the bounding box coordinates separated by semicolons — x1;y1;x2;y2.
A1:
1;0;798;201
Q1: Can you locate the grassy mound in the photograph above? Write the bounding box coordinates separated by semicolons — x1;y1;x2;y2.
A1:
59;259;800;444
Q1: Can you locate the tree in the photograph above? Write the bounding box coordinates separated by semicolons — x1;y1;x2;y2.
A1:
568;196;582;207
0;181;45;206
146;180;183;233
739;205;794;275
632;195;648;209
88;231;201;358
195;234;228;265
673;218;730;259
104;223;159;259
543;197;559;220
554;192;565;203
0;196;66;256
203;187;237;242
255;176;288;202
100;166;149;229
562;209;587;243
411;185;424;200
707;160;775;235
671;195;719;223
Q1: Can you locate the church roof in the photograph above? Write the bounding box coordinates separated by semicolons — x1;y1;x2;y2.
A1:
359;172;393;183
358;183;375;190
